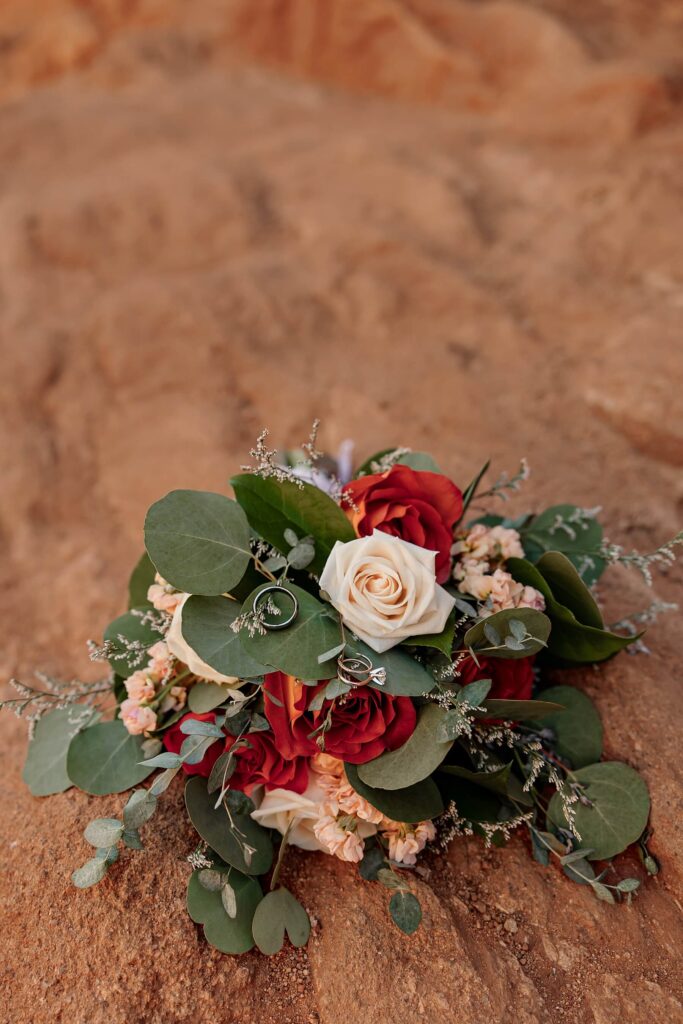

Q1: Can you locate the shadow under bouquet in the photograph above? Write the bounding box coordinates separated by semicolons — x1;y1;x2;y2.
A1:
7;428;679;954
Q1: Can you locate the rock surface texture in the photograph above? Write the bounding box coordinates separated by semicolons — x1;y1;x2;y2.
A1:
1;2;682;1022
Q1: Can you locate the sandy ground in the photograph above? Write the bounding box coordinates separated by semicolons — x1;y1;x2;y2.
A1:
0;3;682;1022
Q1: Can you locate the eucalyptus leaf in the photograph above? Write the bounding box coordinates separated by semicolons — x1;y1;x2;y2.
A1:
389;891;422;934
128;552;156;609
532;685;603;768
187;682;230;714
123;789;158;828
67;720;153;795
72;858;108;889
458;679;492;707
239;583;341;681
145;490;252;596
231;474;355;576
508;555;635;663
22;706;100;797
83;818;124;848
465;608;551;660
179;718;225;738
182;595;269;679
357;704;452;790
187;868;262;954
251;887;311;955
345;763;443;823
185;776;273;875
123;828;143;850
547;761;650;860
139;752;183;769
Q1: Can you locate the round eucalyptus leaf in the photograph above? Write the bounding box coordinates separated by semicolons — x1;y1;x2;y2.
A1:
357;704;452;790
251;887;311;955
122;789;158;828
187;869;262;954
345;639;436;696
22;707;100;797
72;857;108;889
66;720;154;795
533;685;603;768
465;608;551;660
127;552;156;609
389;891;422;934
145;490;252;596
547;761;650;860
83;818;124;848
345;763;443;823
185;776;273;875
188;682;231;714
182;596;269;679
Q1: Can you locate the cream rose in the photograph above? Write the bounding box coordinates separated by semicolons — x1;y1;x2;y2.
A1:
250;779;328;852
166;594;241;687
319;530;456;653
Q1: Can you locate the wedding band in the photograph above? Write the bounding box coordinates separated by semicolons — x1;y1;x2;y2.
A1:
252;586;299;631
337;653;386;688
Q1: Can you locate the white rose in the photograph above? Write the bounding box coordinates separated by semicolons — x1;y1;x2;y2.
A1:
319;530;456;653
166;594;241;687
250;779;328;852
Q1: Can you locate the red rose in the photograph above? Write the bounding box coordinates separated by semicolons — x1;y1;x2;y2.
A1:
163;712;224;778
263;672;417;765
225;732;309;795
458;655;534;702
343;464;462;583
163;710;310;793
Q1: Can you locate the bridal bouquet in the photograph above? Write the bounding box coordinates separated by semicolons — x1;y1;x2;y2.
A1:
7;428;678;955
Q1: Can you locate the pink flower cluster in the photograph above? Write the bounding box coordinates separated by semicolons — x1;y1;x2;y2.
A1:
452;524;545;618
119;640;187;736
306;755;435;864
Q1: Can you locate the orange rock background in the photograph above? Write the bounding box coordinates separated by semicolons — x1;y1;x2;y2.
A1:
1;2;682;1022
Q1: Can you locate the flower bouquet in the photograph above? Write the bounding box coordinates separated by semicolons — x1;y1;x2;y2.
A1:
7;427;679;955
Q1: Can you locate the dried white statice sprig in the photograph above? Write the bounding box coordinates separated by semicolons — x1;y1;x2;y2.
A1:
600;531;683;586
2;674;111;734
231;596;282;638
241;421;325;489
477;458;530;502
610;598;678;636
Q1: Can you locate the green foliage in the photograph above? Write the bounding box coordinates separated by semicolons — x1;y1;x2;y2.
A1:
184;777;273;875
103;609;160;679
67;721;153;795
395;451;443;473
127;552;156;609
122;789;158;829
520;504;605;585
357;704;452;790
532;685;603;768
389;891;422;934
345;763;443;823
144;489;252;596
231;473;355;575
251;887;311;955
72;857;109;889
507;554;636;663
464;608;551;660
547;761;650;860
239;582;341;681
473;698;565;721
182;595;269;679
22;707;99;797
187;682;230;714
83;818;124;848
187;868;262;954
403;611;457;658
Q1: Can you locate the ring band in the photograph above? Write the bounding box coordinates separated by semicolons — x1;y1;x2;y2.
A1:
337;653;386;688
252;586;299;631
